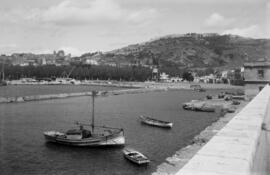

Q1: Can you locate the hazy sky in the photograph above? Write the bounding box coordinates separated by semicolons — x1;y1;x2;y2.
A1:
0;0;269;56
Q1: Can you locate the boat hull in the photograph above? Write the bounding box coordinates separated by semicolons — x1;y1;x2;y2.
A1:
44;130;125;147
140;116;173;128
123;149;150;165
141;120;173;128
124;155;149;165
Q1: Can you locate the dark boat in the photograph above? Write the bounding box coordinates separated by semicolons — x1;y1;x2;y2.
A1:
123;148;150;165
44;91;125;147
139;115;173;128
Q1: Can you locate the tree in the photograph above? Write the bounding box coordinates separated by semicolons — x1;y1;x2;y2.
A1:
182;71;194;82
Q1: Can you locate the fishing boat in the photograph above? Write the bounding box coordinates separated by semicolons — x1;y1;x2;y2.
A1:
139;115;173;128
123;148;150;165
44;91;125;147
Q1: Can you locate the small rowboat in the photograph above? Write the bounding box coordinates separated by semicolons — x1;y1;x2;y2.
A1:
123;148;150;165
139;115;173;128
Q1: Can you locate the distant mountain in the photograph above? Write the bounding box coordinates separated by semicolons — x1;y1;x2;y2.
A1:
80;33;270;70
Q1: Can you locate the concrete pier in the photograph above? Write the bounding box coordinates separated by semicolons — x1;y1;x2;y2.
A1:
176;85;270;175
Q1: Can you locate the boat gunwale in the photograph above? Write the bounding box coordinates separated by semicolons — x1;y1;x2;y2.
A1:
44;129;124;143
123;149;150;164
139;115;172;125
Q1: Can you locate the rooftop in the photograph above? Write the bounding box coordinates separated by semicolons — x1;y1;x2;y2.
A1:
244;58;270;67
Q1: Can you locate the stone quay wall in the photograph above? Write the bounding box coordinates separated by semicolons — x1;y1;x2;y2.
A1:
176;85;270;175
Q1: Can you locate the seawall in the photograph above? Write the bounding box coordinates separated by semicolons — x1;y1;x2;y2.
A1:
176;85;270;175
0;87;168;104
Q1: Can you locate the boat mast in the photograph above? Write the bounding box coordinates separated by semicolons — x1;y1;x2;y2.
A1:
91;91;98;133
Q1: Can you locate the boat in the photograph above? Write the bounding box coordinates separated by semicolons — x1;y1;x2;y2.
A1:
123;148;150;165
44;91;125;147
139;115;173;128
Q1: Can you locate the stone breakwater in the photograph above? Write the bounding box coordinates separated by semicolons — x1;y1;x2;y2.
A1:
0;87;168;104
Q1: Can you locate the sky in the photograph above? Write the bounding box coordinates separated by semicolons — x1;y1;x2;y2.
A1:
0;0;269;56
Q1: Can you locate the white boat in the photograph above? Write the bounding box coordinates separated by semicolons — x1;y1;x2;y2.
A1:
44;91;125;147
123;148;150;165
139;115;173;128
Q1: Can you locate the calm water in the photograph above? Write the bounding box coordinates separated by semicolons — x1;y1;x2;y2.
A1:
0;89;232;175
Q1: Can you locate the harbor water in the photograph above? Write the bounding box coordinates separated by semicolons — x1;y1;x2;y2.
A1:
0;87;234;175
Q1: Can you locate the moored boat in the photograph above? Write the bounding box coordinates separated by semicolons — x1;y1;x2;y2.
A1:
123;148;150;165
44;125;125;146
139;115;173;128
44;91;125;147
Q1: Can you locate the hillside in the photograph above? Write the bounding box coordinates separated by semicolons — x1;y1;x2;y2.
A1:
81;33;270;70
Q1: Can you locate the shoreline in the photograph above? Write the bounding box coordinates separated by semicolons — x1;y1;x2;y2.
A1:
6;80;242;89
0;86;168;104
0;82;243;104
152;100;248;175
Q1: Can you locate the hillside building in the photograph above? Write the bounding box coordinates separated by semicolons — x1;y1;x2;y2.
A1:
244;58;270;99
84;59;99;65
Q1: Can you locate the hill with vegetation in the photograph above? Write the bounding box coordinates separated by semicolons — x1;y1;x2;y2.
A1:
81;33;270;72
1;33;270;82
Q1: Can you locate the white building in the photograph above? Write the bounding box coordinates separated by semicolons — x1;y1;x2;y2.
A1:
244;59;270;99
84;59;99;65
160;72;170;82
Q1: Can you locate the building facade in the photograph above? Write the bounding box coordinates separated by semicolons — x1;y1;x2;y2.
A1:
244;59;270;99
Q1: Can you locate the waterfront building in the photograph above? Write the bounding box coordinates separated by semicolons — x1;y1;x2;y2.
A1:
244;58;270;98
160;72;169;82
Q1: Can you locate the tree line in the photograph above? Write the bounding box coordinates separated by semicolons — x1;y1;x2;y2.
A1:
3;65;153;81
2;64;243;85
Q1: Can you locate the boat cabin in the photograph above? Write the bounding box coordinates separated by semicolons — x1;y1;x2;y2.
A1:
65;126;92;140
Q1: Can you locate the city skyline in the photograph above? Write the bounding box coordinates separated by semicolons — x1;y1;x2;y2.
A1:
0;0;269;56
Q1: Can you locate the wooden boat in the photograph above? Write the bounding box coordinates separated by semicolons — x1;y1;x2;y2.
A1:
44;91;125;147
139;115;173;128
123;148;150;165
